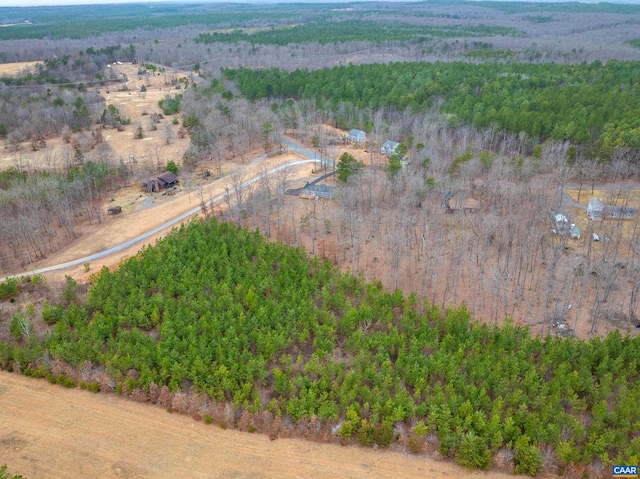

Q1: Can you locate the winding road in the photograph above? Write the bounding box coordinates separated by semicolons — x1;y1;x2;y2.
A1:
1;146;333;281
1;62;337;282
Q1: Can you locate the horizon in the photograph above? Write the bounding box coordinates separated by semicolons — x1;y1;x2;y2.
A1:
2;0;640;7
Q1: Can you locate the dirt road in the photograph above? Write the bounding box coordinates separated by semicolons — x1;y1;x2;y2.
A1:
0;371;525;479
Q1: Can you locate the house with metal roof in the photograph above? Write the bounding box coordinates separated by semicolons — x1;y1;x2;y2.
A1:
347;129;366;144
157;171;178;189
380;140;400;156
301;183;336;199
587;198;635;220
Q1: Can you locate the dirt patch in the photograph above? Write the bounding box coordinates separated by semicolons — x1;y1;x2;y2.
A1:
19;154;318;284
0;62;187;171
0;371;531;479
0;61;40;76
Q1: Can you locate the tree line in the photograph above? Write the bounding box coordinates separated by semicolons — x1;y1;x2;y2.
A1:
1;218;639;475
0;158;130;272
195;21;518;46
223;60;640;159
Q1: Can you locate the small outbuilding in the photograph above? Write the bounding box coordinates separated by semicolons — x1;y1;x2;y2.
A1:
447;197;480;214
570;224;581;240
347;129;366;144
380;140;400;156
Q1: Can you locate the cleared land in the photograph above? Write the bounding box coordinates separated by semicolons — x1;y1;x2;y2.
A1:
0;61;39;76
0;371;528;479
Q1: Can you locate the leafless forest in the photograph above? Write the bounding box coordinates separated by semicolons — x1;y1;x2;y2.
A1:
223;104;640;339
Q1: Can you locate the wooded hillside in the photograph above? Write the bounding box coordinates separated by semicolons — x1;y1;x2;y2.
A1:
224;60;640;157
2;219;639;475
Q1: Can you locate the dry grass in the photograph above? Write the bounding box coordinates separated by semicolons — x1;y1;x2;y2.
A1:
0;61;39;76
564;186;640;262
0;371;534;479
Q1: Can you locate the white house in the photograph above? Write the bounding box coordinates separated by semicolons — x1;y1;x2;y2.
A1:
380;140;399;156
347;129;366;144
551;212;569;235
587;198;604;220
587;198;636;220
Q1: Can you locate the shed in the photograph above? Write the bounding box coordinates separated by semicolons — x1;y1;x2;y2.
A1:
347;129;366;144
570;224;581;240
380;140;400;156
447;197;480;214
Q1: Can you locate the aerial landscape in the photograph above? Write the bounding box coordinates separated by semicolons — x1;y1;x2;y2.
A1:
1;1;640;478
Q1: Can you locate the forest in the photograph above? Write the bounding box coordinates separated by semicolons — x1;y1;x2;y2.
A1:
195;21;518;46
1;1;640;477
2;219;640;475
223;60;640;157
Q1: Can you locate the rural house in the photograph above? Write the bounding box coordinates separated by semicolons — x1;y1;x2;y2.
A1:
587;198;604;220
551;212;569;235
157;171;178;189
144;171;179;193
587;198;636;220
606;206;636;219
380;140;400;156
347;129;366;144
301;183;336;199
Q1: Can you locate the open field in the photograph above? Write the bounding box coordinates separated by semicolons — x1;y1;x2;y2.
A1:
0;62;188;171
0;371;530;479
0;61;39;76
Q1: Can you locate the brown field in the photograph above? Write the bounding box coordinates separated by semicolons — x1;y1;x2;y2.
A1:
0;62;188;171
0;61;39;76
0;371;531;479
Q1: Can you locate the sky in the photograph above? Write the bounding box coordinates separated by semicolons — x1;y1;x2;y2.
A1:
3;0;172;5
2;0;640;6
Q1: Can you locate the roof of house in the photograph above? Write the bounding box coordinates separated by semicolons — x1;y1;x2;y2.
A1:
157;171;178;185
348;129;365;137
449;197;480;210
554;213;568;223
382;140;399;149
303;183;336;198
605;205;636;214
